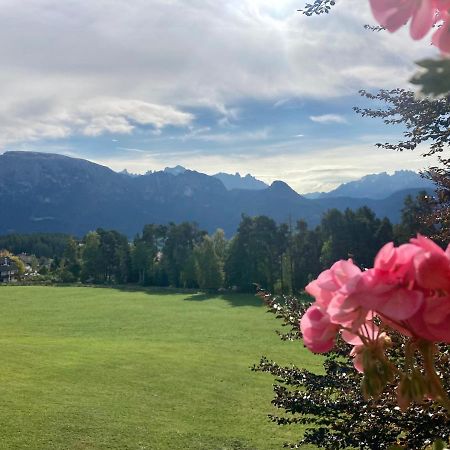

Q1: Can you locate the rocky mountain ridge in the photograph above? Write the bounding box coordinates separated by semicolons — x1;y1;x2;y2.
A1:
1;152;431;237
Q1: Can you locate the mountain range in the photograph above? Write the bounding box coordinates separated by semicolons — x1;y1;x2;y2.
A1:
304;170;434;199
0;151;432;237
159;165;432;199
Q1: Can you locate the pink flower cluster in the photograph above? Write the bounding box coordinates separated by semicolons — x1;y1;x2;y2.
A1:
300;235;450;370
369;0;450;53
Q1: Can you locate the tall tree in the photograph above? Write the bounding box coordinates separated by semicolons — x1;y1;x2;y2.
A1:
291;220;322;293
193;235;224;290
225;215;287;292
394;191;437;244
80;231;101;283
161;222;205;288
60;237;81;281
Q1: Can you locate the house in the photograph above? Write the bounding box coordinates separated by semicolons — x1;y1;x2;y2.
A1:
0;257;19;283
18;252;34;266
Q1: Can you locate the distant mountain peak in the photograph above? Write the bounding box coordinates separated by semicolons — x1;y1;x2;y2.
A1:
120;169;139;177
163;165;187;175
213;171;268;191
270;180;290;189
269;180;300;197
0;151;422;237
304;170;434;200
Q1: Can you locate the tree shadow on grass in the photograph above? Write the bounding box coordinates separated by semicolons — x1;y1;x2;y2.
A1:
55;283;195;296
184;291;262;308
38;283;263;307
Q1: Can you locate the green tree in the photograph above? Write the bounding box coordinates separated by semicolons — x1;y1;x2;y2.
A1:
211;228;228;263
291;220;322;293
80;231;101;283
131;239;153;284
193;235;224;290
60;237;81;281
319;209;350;266
225;215;287;292
394;191;436;244
96;229;130;284
0;233;71;258
161;222;205;287
318;207;393;270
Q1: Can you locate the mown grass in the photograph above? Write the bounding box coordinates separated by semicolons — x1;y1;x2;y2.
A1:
0;286;321;450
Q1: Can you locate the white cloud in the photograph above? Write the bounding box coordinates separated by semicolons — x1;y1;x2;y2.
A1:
0;97;193;146
310;114;348;124
180;127;271;143
0;0;435;147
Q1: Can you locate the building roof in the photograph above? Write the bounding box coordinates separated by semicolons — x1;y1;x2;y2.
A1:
0;264;18;275
0;257;19;275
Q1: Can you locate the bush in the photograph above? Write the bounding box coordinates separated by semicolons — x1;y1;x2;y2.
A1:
253;292;450;449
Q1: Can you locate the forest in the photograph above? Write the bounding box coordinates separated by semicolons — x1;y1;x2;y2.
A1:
0;191;432;293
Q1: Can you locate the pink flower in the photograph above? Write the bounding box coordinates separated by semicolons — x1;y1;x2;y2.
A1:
305;259;362;310
305;259;366;331
350;345;365;373
369;0;436;39
368;0;450;53
349;268;424;322
432;11;450;53
300;305;339;353
374;241;421;283
408;295;450;342
410;235;450;290
343;322;387;373
414;251;450;290
327;291;371;331
301;235;450;362
341;319;383;346
435;0;450;11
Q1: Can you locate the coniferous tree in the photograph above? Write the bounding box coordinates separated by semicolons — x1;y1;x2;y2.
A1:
80;231;101;283
161;222;205;287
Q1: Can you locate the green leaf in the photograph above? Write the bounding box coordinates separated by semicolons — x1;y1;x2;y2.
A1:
388;445;405;450
410;58;450;97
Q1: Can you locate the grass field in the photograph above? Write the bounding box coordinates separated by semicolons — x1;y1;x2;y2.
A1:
0;286;321;450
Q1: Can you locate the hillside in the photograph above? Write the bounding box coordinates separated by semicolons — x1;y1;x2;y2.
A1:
1;151;428;237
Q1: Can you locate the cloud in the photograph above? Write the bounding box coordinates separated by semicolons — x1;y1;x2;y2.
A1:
310;114;348;124
0;0;434;147
180;127;271;143
0;97;193;146
89;139;438;194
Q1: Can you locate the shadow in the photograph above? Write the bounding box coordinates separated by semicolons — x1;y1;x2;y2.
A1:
78;283;203;296
183;291;262;308
42;283;263;307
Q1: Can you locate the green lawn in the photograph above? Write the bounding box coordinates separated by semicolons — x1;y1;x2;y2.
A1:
0;286;321;450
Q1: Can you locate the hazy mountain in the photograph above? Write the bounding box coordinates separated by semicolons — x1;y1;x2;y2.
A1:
304;170;434;199
0;152;423;237
120;169;139;177
212;172;268;190
163;165;187;176
127;165;269;190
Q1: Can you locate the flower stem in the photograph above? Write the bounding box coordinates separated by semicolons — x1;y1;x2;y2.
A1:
419;341;450;414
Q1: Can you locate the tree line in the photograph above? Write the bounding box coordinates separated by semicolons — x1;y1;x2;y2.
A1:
0;233;71;259
1;192;433;292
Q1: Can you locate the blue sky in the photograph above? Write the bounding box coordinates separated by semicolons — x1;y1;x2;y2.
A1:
0;0;438;193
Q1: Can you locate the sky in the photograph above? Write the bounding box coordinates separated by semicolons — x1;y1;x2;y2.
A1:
0;0;439;193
